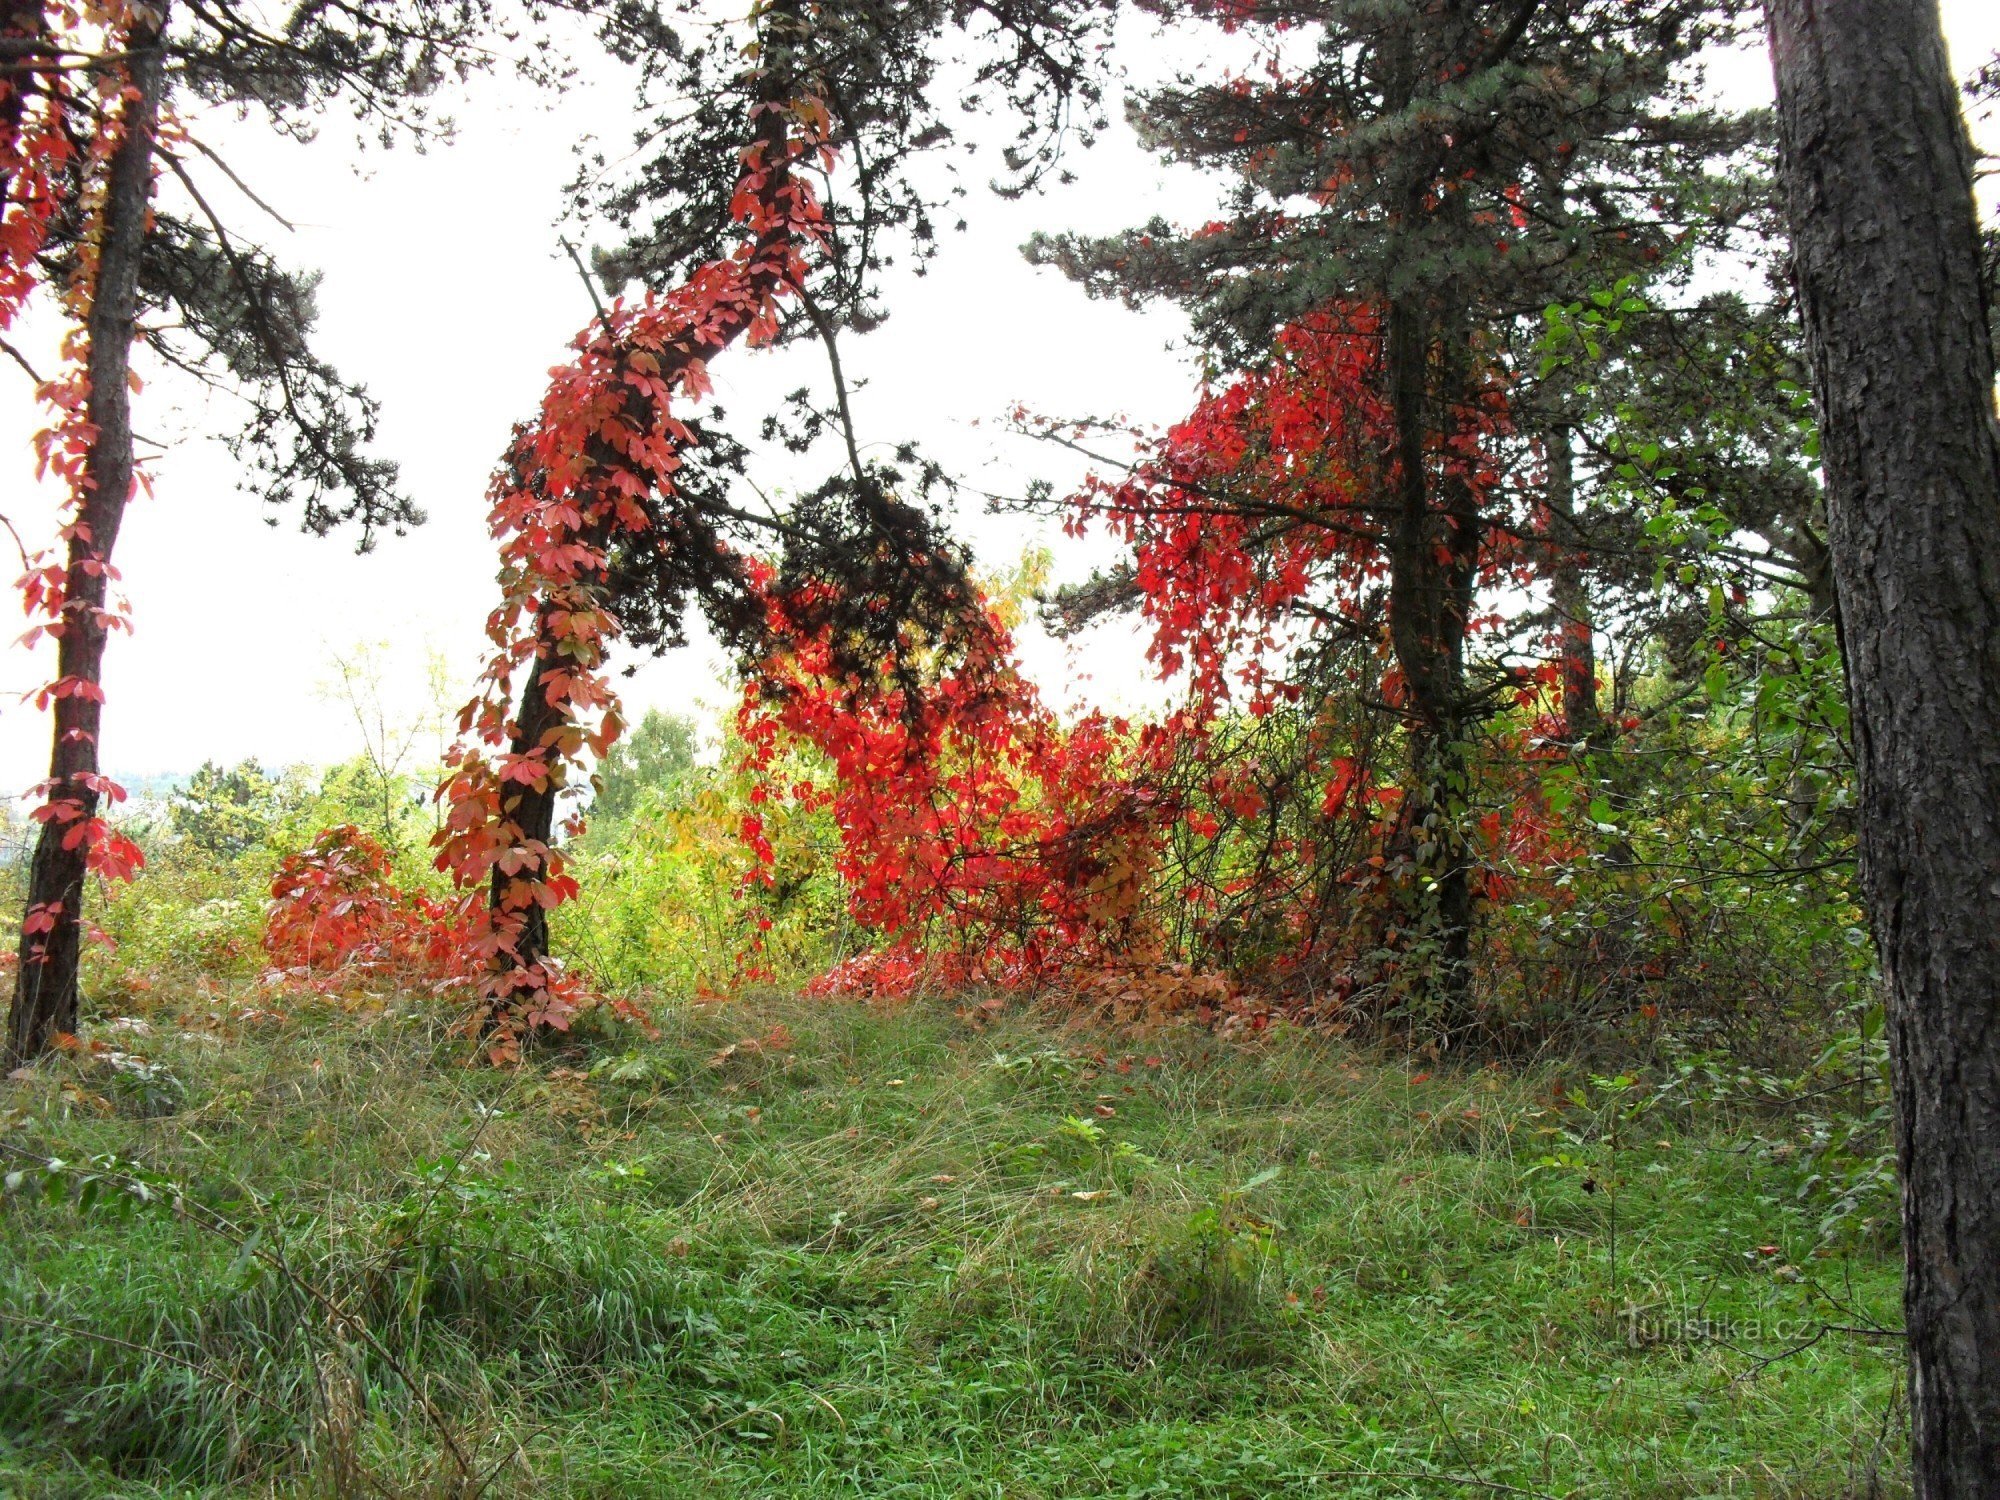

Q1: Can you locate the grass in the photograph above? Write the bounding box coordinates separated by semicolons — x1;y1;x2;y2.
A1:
0;990;1905;1498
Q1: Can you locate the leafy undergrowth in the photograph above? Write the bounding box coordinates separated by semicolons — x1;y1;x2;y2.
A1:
0;993;1904;1498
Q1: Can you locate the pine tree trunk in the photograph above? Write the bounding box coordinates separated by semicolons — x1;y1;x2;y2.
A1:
1765;0;2000;1490
1384;297;1481;1032
476;2;807;1023
6;12;168;1068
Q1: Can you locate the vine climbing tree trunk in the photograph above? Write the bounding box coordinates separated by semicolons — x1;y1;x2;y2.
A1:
490;629;563;976
7;8;168;1067
1765;0;2000;1490
442;0;825;1054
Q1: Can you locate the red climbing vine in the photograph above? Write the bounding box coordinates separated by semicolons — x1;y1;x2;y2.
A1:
434;23;833;1059
8;5;173;1063
265;825;478;988
736;584;1179;990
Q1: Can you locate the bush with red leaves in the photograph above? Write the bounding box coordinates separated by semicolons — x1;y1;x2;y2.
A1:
264;826;477;990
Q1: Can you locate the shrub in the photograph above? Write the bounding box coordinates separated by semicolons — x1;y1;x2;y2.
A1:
263;825;476;990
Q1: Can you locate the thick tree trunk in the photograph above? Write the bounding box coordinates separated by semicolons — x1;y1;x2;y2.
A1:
490;637;562;980
1384;297;1482;1031
1765;0;2000;1490
7;12;167;1067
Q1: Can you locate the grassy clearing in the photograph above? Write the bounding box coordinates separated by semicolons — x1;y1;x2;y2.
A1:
0;993;1903;1498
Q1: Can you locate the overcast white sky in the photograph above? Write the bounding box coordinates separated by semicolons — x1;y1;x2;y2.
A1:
0;5;1994;793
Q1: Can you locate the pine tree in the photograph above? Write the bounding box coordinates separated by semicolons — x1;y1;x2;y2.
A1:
1033;0;1757;1029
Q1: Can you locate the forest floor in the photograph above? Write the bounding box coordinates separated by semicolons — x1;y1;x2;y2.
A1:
0;991;1905;1498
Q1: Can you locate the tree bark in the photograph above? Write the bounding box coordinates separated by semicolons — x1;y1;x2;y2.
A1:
1765;0;2000;1490
7;10;168;1067
491;626;562;979
1384;297;1482;1032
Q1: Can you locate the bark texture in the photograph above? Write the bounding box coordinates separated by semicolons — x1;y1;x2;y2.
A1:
1385;297;1483;1031
1765;0;2000;1490
7;11;168;1067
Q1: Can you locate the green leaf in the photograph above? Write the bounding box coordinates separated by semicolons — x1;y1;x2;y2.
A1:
1236;1165;1282;1194
227;1228;265;1284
